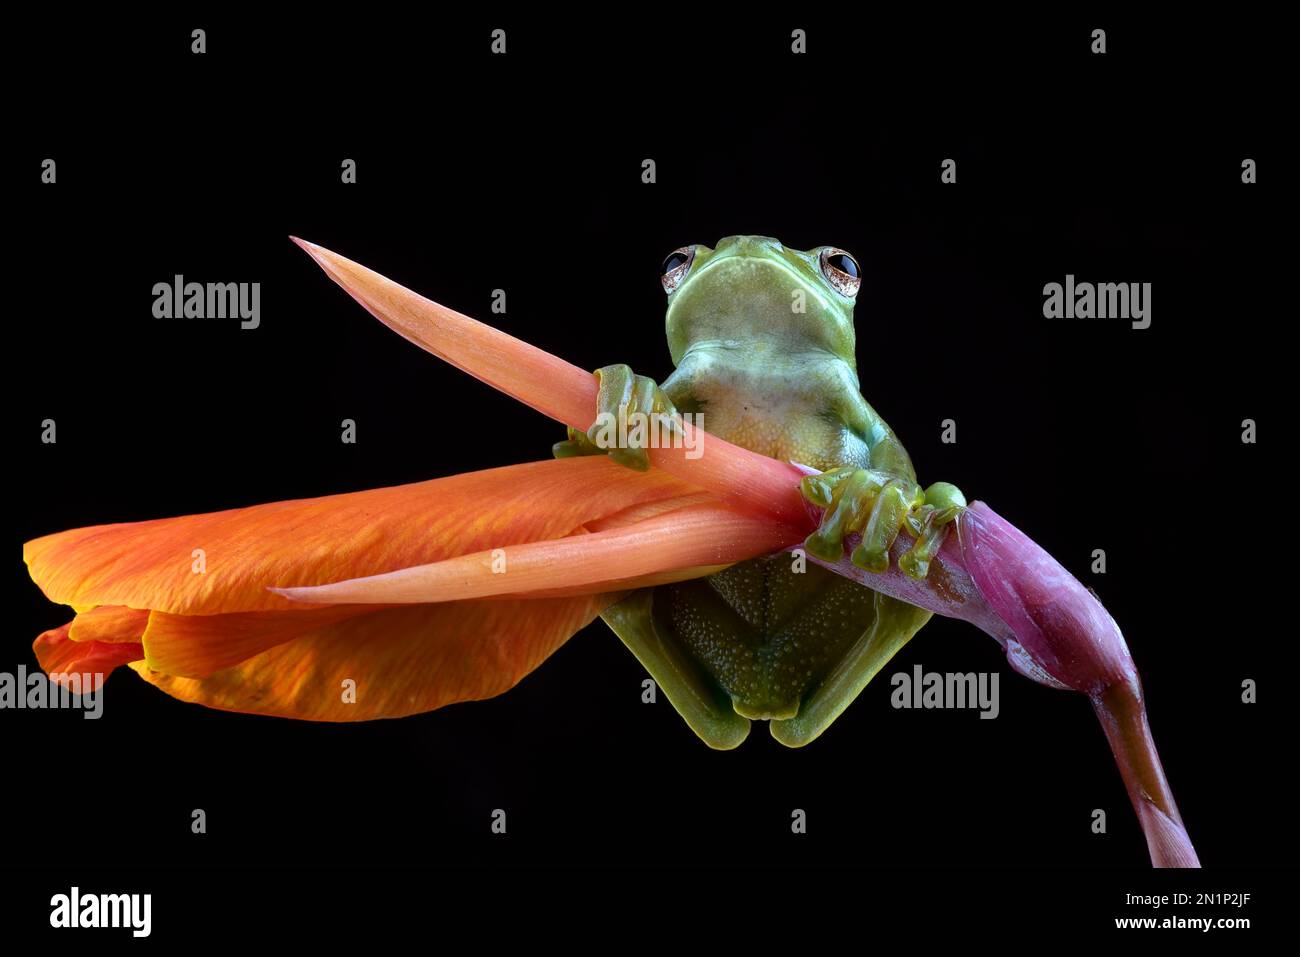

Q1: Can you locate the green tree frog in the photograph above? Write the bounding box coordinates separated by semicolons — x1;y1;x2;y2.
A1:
555;236;965;749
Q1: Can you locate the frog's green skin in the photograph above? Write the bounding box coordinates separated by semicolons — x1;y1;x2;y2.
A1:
557;236;962;749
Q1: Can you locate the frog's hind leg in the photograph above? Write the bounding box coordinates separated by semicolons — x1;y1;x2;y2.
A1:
770;592;932;748
601;589;751;749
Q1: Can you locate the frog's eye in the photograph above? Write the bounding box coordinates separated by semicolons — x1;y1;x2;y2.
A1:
819;248;861;298
660;246;696;294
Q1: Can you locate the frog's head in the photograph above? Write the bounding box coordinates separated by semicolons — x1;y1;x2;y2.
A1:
661;235;861;368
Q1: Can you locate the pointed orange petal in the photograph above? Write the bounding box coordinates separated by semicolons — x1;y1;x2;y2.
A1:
295;239;809;525
275;503;801;605
25;456;702;616
34;621;143;690
292;236;597;431
130;594;614;721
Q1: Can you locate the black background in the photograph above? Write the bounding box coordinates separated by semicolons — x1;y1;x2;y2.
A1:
4;11;1290;940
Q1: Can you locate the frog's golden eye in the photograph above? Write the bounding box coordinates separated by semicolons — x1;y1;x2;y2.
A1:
660;246;696;294
819;248;861;298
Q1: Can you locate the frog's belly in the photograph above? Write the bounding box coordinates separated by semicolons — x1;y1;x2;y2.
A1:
660;382;873;717
652;557;877;719
656;364;881;717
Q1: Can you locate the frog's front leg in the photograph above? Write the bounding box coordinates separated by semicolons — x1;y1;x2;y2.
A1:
801;468;967;580
552;364;679;470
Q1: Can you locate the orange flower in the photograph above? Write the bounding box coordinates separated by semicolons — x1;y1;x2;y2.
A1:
22;239;821;721
25;455;804;720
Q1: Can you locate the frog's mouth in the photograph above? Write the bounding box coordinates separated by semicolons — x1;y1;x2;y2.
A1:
675;235;841;318
666;251;855;366
673;255;821;317
690;247;805;288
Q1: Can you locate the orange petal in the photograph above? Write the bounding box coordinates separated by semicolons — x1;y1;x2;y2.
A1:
295;238;810;525
25;456;702;616
581;490;718;531
275;503;802;605
68;605;150;643
142;606;378;678
292;236;598;433
130;594;614;721
34;621;143;690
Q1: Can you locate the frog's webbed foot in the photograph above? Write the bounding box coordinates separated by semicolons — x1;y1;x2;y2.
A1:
552;364;679;470
801;468;966;580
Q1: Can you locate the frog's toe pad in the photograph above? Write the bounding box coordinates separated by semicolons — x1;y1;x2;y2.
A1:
801;468;966;579
553;426;605;460
800;467;919;568
560;364;679;470
898;482;967;580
